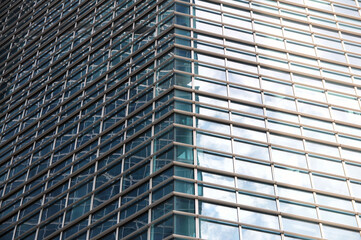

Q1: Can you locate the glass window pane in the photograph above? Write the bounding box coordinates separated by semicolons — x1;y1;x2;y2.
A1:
228;71;259;88
319;209;357;226
232;113;265;128
280;201;317;219
262;78;293;95
199;201;237;221
200;219;240;240
278;187;314;203
198;171;235;187
305;141;339;157
308;155;344;176
238;179;275;195
229;86;262;104
196;132;232;153
264;94;296;111
313;174;349;195
199;185;236;203
323;225;361;240
271;148;307;168
282;218;321;238
196;118;230;134
235;158;273;180
233;140;270;160
194;78;227;96
242;228;281;240
316;194;353;211
269;134;303;150
239;209;279;229
238;192;277;211
197;150;233;172
274;166;311;188
233;127;267;142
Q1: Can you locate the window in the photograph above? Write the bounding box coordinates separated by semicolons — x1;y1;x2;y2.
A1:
307;0;332;11
199;201;238;221
308;155;344;175
195;41;224;54
278;186;314;202
228;60;258;73
339;134;361;148
196;104;229;120
334;4;360;17
197;150;234;172
254;21;282;36
269;133;303;150
233;140;270;160
194;7;221;22
242;228;281;240
323;225;361;240
282;218;321;238
199;185;236;202
228;71;259;88
194;78;227;96
200;219;240;240
303;127;336;142
271;148;307;168
328;92;359;109
305;141;339;157
316;193;353;211
195;63;226;80
315;35;343;49
224;27;254;42
300;116;333;130
232;112;265;128
284;28;313;42
298;101;330;118
194;19;222;34
227;48;256;62
280;200;317;219
235;158;273;180
224;14;252;29
239;209;279;229
256;34;285;49
291;63;321;76
293;74;322;88
274;166;311;188
238;192;277;210
198;170;235;187
229;86;262;104
197;132;232;152
294;85;326;102
233;126;267;142
264;93;296;111
313;174;349;195
223;4;250;17
319;208;357;226
318;48;347;63
195;52;225;66
238;178;275;195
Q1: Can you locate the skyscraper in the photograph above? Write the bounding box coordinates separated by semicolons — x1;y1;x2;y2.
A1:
2;0;361;239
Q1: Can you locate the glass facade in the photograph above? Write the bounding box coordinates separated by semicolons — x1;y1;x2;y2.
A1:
2;0;361;239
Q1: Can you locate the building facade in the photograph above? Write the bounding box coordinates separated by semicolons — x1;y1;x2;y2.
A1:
2;0;361;239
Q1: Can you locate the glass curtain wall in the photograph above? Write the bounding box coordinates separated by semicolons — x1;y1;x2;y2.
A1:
1;0;361;239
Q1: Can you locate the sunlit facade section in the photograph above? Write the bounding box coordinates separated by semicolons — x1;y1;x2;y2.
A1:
2;0;361;239
167;0;361;239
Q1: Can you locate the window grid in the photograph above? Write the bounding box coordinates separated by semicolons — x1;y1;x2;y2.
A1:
2;0;361;239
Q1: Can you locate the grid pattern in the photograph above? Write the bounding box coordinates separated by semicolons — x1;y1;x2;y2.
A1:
0;0;179;239
166;0;361;239
2;0;361;239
